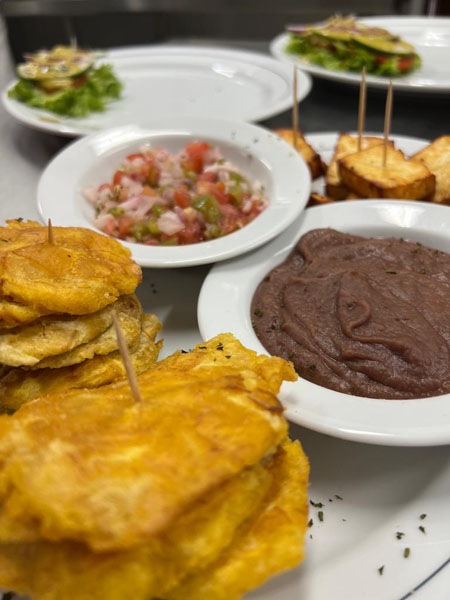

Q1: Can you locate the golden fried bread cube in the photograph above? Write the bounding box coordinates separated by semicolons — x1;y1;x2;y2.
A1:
412;136;450;171
273;129;324;179
338;145;435;199
307;193;334;207
430;164;450;204
326;134;388;199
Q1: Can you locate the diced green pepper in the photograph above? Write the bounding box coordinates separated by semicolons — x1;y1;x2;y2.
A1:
160;237;179;246
151;204;164;217
192;195;221;224
108;206;124;217
229;184;243;205
146;219;160;235
131;222;148;241
229;171;248;185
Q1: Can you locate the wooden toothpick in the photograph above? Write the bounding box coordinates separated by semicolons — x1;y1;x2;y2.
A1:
112;311;142;403
47;218;54;244
292;66;299;151
382;81;393;168
357;67;367;152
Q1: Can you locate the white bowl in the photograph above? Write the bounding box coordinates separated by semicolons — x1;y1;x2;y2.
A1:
198;200;450;446
37;118;311;267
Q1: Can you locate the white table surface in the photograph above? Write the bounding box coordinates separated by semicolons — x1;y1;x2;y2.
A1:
0;17;449;600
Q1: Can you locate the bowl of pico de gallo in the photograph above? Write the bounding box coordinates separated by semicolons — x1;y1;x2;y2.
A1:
38;117;311;267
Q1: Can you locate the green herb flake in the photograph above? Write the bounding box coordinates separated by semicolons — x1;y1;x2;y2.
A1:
253;308;263;317
310;500;323;508
420;513;427;520
396;531;405;540
199;346;206;350
419;526;426;534
16;217;24;222
225;355;231;359
335;494;343;500
307;518;313;528
384;269;397;274
378;565;385;576
420;266;427;274
318;511;324;522
412;247;421;254
308;364;317;371
404;547;411;559
216;343;224;351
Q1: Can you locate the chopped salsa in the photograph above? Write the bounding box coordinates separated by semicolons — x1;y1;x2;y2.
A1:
85;141;268;246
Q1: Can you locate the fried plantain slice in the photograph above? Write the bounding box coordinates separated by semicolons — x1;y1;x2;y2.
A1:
0;334;290;551
0;298;123;367
166;439;309;600
0;221;141;323
32;295;142;369
0;314;162;411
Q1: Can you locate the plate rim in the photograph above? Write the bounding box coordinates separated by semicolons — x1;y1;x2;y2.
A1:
270;15;450;93
198;194;450;447
2;44;312;137
37;118;312;268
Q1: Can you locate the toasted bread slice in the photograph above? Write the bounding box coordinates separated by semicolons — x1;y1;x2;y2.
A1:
338;145;435;200
326;134;388;199
412;136;450;171
274;129;324;179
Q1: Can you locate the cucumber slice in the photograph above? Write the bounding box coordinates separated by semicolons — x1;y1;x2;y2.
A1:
353;36;415;56
17;46;95;81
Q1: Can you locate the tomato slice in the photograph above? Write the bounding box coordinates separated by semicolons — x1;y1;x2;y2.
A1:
113;170;126;186
102;218;116;236
117;216;135;239
398;56;414;71
182;157;203;174
376;55;387;64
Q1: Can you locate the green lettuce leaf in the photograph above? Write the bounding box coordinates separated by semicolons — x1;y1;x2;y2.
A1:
8;64;123;118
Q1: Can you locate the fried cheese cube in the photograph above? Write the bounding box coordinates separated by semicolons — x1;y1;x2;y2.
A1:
412;136;450;204
326;134;389;199
338;144;435;200
273;129;324;179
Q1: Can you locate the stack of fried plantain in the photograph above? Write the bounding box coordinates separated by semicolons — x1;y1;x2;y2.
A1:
0;220;161;411
0;333;309;600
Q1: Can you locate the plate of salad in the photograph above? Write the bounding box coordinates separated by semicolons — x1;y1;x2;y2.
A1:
3;44;312;137
271;16;450;93
37;118;311;267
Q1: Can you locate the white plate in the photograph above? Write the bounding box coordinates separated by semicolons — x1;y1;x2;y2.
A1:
271;16;450;93
198;198;450;447
37;118;311;268
2;45;312;137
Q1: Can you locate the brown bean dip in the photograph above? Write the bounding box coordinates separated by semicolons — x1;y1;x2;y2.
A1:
251;229;450;399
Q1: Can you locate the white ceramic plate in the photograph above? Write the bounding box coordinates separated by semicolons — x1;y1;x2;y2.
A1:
271;16;450;93
37;118;311;268
198;199;450;447
2;45;312;137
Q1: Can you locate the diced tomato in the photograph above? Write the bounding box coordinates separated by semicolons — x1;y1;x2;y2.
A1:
126;153;145;162
142;185;157;197
376;55;387;65
102;218;116;236
398;56;414;71
182;157;203;174
117;216;135;239
198;172;217;183
113;170;126;186
174;185;191;208
218;203;241;234
196;181;229;204
97;183;112;193
178;221;202;244
185;141;211;160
